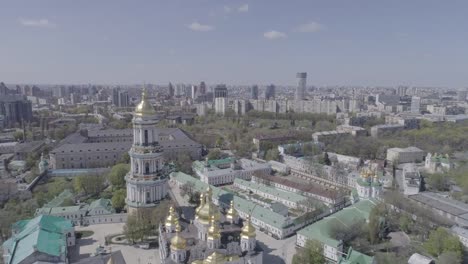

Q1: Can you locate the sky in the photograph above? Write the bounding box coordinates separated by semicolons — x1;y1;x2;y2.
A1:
1;0;468;87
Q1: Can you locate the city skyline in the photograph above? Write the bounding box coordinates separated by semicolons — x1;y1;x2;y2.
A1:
1;0;468;87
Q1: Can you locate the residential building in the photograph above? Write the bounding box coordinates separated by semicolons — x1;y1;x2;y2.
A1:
264;84;275;100
386;147;425;164
370;124;405;137
214;85;228;115
0;95;33;127
296;72;307;101
402;164;422;196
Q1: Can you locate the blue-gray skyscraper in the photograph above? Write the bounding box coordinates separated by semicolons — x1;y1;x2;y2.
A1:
295;72;307;101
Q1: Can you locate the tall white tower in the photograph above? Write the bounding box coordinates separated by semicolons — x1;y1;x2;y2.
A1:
295;72;307;101
126;89;168;214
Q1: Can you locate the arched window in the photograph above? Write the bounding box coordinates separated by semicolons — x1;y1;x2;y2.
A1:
145;162;150;174
144;130;148;146
135;162;139;173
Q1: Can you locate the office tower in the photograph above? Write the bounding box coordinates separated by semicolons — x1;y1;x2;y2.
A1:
199;81;206;95
191;85;198;99
112;88;129;107
295;72;307;101
0;95;33;127
214;85;228;115
411;96;421;114
251;85;259;100
70;93;80;105
126;89;168;214
265;84;275;100
458;90;467;102
397;86;408;97
168;82;175;98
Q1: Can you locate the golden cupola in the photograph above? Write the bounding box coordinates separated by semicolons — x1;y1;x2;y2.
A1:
195;193;205;217
241;216;256;239
165;206;178;230
207;215;221;240
134;88;156;117
226;200;238;222
170;223;187;251
196;186;221;225
203;251;226;264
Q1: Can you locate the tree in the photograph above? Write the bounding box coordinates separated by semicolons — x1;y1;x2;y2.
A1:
424;227;463;258
61;198;75;206
13;131;24;141
175;152;192;174
112;189;126;212
74;174;105;196
123;214;140;244
265;148;280;161
215;137;224;148
399;215;412;233
119;153;130;164
107;163;130;189
207;149;222;160
368;205;386;244
292;240;325;264
426;173;449;191
437;251;462;264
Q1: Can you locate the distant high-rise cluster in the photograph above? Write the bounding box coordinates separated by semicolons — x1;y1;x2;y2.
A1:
251;85;258;100
295;72;307;101
264;84;275;100
112;88;129;107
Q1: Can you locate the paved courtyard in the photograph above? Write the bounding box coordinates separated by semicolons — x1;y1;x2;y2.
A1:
71;223;161;264
256;231;297;264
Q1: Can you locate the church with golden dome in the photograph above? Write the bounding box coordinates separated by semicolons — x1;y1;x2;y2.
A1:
158;186;264;264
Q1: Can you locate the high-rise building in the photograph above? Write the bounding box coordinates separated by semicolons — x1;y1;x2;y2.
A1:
458;90;467;102
168;82;175;98
0;95;33;127
251;85;259;100
214;85;228;115
191;85;198;99
125;89;168;214
265;84;275;100
295;72;307;101
199;81;206;95
411;96;421;114
397;86;408;97
112;88;129;107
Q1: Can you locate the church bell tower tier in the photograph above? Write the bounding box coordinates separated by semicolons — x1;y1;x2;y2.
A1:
126;88;168;214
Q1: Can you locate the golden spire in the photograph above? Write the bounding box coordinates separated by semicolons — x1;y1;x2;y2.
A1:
165;206;178;230
197;186;221;225
170;222;187;251
226;200;238;222
134;86;156;116
195;193;205;217
207;215;221;240
241;215;256;239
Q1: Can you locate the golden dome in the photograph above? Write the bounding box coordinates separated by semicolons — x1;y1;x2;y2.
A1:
107;255;114;264
197;187;221;225
170;223;187;251
134;88;156;117
195;193;205;217
241;216;256;239
203;251;226;264
226;200;238;222
165;206;178;230
207;215;221;240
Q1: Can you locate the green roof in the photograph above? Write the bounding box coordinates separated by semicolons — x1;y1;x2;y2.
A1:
192;157;235;172
3;215;73;264
43;189;74;208
234;178;307;204
338;247;374;264
89;198;115;213
170;171;292;229
297;199;378;248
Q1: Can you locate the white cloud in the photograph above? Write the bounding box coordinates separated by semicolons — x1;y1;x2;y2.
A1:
238;4;249;12
187;22;214;32
19;18;56;28
263;30;287;40
224;6;232;13
294;21;324;33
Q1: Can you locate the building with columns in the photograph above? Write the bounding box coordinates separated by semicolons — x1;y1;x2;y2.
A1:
158;186;263;264
125;89;169;214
